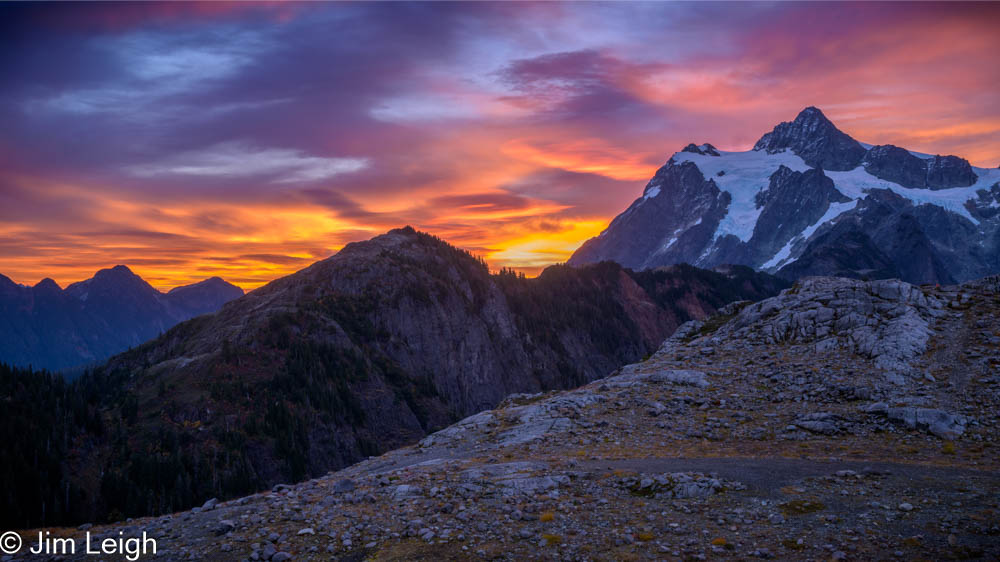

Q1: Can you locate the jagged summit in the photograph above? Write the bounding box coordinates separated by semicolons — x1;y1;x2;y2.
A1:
682;143;720;156
569;107;1000;285
753;106;867;171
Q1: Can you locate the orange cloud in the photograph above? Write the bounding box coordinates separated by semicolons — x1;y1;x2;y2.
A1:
3;2;997;293
486;219;608;273
501;138;657;181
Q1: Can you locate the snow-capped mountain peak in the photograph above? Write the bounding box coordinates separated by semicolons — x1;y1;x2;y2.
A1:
570;107;1000;285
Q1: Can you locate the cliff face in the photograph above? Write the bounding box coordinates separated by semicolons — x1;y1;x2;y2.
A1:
753;106;867;171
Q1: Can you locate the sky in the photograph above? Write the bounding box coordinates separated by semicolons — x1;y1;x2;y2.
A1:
1;2;998;291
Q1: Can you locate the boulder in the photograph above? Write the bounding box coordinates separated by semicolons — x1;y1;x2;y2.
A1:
864;403;968;439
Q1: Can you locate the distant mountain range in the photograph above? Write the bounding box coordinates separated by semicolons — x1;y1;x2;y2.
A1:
569;107;1000;284
0;265;243;372
0;227;788;528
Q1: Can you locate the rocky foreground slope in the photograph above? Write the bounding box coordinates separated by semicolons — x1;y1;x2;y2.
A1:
20;276;1000;561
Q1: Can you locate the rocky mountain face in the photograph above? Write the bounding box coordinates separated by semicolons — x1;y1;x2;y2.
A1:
20;275;1000;561
569;107;1000;285
749;165;851;264
753;106;868;171
863;145;978;190
570;161;731;271
0;227;787;529
0;266;243;373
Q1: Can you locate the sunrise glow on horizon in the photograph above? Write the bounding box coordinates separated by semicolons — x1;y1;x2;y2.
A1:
2;2;998;291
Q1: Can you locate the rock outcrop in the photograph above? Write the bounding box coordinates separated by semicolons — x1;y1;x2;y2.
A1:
706;277;944;374
864;403;968;439
681;143;721;156
749;165;850;262
753;106;867;171
863;145;978;189
964;182;1000;220
862;144;931;188
570;161;731;270
774;228;902;281
926;154;978;189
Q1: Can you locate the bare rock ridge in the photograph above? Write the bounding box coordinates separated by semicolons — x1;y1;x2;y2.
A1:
28;273;1000;560
699;277;943;374
682;143;720;156
569;106;999;285
570;161;730;271
863;145;978;190
0;226;787;529
753;106;868;171
749;165;850;263
0;265;243;372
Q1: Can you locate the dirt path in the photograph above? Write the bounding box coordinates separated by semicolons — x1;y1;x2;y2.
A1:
580;456;999;495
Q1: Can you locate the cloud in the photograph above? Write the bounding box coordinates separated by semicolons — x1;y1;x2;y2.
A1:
497;49;669;123
24;26;273;124
234;254;314;266
126;142;369;183
501;137;657;181
1;2;998;290
0;2;297;34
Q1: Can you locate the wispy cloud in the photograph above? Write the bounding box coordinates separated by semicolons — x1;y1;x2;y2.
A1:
1;2;997;289
126;142;369;183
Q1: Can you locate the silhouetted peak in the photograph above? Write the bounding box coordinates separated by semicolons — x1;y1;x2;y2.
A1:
32;278;61;293
92;264;139;281
168;276;244;297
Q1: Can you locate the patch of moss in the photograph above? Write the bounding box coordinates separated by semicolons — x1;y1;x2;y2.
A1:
779;499;826;516
781;539;806;550
541;534;563;546
628;487;657;498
